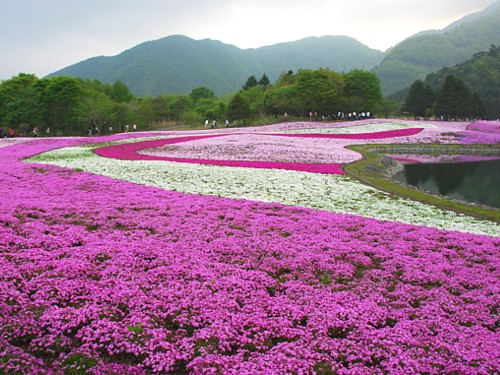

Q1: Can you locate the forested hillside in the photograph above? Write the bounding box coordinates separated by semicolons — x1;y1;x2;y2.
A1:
372;1;500;95
48;35;384;96
424;45;500;119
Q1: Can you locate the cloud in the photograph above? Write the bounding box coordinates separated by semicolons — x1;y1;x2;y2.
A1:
0;0;496;79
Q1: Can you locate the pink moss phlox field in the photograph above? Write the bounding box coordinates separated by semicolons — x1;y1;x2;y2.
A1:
1;135;500;374
467;121;500;134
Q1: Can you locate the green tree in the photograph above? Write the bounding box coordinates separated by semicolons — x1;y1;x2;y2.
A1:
36;76;82;134
111;80;133;103
189;86;215;103
77;88;115;134
238;85;267;117
295;69;344;116
402;80;435;119
263;85;299;116
343;70;383;112
275;70;295;87
167;95;191;120
227;92;250;121
471;92;486;118
435;75;474;120
193;97;224;121
0;73;43;127
377;99;400;118
243;75;258;90
258;74;270;86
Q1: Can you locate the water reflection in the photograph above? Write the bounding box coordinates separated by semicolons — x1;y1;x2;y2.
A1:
395;159;500;209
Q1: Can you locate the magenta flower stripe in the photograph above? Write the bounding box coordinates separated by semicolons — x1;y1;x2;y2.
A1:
265;127;424;139
94;128;424;175
94;134;345;174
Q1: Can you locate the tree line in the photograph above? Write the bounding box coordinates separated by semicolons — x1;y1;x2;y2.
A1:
0;68;384;136
402;74;486;120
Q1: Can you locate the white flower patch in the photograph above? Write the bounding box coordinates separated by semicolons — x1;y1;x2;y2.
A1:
30;146;500;237
0;138;35;148
139;133;363;163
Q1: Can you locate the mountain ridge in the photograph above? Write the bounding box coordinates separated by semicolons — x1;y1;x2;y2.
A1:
372;1;500;95
48;34;385;96
48;1;500;97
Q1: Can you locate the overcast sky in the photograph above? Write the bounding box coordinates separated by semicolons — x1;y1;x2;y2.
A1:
0;0;495;80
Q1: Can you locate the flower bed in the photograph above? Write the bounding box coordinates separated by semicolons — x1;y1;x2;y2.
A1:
1;121;499;374
467;121;500;134
33;132;499;236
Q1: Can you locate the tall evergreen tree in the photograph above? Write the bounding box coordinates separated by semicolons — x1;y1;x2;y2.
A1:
243;75;258;90
402;80;434;119
258;74;270;86
435;75;473;120
227;93;250;121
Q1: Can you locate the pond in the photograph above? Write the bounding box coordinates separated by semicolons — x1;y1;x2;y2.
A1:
393;158;500;209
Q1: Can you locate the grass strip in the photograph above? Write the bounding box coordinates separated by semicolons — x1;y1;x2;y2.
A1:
344;144;500;223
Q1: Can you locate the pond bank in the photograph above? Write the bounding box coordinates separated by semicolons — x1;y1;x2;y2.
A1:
344;144;500;223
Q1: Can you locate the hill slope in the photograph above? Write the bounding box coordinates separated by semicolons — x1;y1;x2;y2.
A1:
424;45;500;118
48;35;384;96
372;1;500;95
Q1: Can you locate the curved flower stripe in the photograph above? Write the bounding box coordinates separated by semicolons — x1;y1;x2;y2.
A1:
264;127;424;139
94;128;423;175
94;134;345;174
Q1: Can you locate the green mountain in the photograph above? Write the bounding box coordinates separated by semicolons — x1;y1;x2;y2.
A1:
372;1;500;95
48;35;384;96
424;45;500;118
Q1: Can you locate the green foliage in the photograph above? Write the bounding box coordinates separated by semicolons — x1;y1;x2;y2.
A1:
376;99;400;118
0;73;43;126
193;97;225;121
275;70;296;87
0;67;388;135
227;92;251;121
424;45;500;118
189;86;215;102
243;75;259;90
402;80;435;118
111;80;133;102
263;85;300;116
434;75;484;119
77;88;115;132
36;76;83;133
62;353;98;375
126;322;143;335
294;69;344;116
343;70;382;112
258;74;270;86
